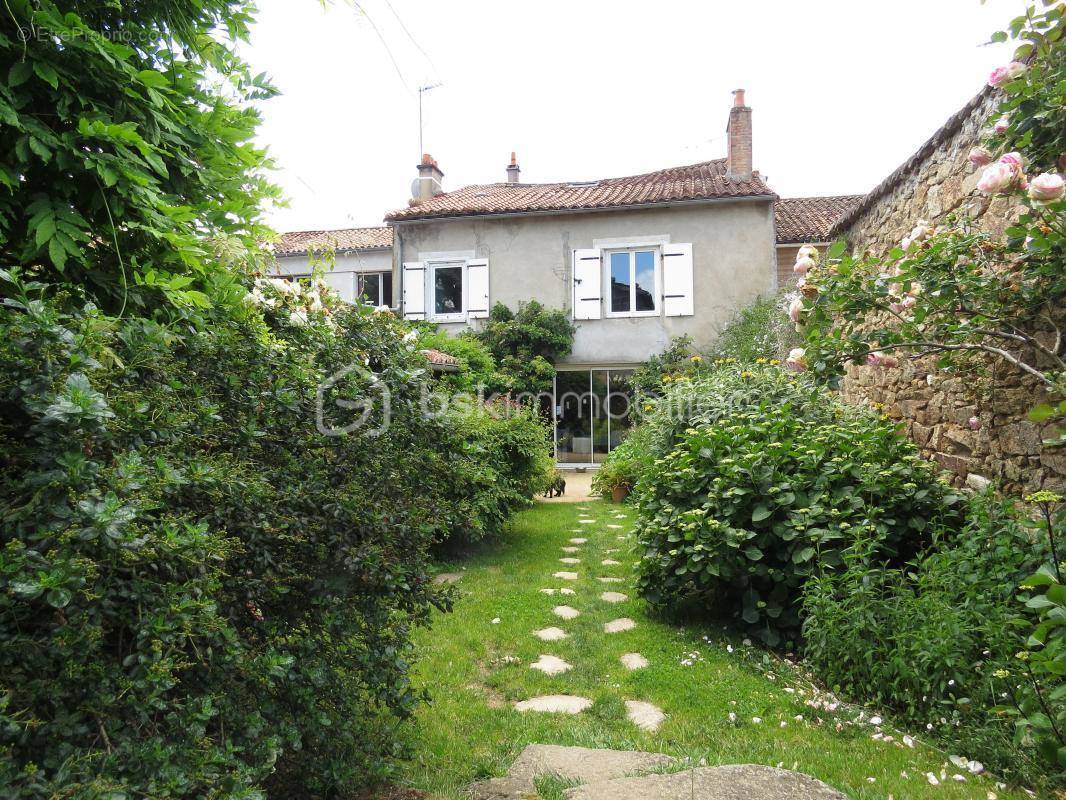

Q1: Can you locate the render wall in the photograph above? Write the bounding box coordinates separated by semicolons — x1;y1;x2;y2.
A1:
838;89;1063;494
393;200;776;365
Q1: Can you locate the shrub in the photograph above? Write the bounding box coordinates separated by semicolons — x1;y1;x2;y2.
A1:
0;269;547;798
591;425;655;498
633;366;962;646
802;492;1048;784
475;301;575;396
415;327;503;394
709;294;801;364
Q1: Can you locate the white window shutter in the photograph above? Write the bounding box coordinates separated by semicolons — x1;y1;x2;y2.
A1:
466;258;489;319
662;243;694;317
572;248;602;320
402;261;425;319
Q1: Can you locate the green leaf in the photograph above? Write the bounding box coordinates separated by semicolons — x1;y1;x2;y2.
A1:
48;236;67;271
751;505;771;523
33;62;59;89
744;546;763;561
34;213;56;246
827;239;847;259
136;69;170;89
8;61;32;88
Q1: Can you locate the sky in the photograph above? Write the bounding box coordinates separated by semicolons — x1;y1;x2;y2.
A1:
242;0;1027;233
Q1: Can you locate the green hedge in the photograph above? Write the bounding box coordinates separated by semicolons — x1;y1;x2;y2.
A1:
633;366;962;646
0;277;548;797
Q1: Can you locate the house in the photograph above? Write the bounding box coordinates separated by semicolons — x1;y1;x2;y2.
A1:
273;91;860;467
272;226;394;306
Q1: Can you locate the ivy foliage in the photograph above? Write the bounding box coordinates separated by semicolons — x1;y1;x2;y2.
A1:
0;0;279;315
474;301;575;396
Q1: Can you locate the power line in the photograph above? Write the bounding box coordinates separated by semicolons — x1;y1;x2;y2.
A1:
381;0;439;78
351;1;413;95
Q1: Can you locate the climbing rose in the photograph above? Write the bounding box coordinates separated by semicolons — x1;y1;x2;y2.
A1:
967;146;993;167
1028;172;1064;203
977;162;1017;194
793;256;816;274
797;245;820;263
992;115;1011;134
784;348;807;372
968;416;981;431
788;297;803;324
867;351;899;368
988;61;1027;88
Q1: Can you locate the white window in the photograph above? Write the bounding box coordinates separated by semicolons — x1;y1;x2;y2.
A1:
356;271;393;307
429;261;466;322
605;248;660;317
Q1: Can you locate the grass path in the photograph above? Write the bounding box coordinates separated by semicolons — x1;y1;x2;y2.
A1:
396;499;1024;799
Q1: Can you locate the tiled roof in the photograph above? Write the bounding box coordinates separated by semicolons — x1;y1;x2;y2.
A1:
775;195;865;243
421;348;460;371
385;159;775;221
274;226;393;257
829;85;995;237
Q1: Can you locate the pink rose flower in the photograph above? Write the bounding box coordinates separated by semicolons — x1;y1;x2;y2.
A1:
1028;172;1064;203
976;162;1017;194
785;348;807;373
988;61;1027;88
889;302;905;314
793;256;816;275
999;152;1024;170
901;295;917;310
867;351;899;368
968;147;993;167
968;416;981;431
788;297;804;324
992;115;1010;134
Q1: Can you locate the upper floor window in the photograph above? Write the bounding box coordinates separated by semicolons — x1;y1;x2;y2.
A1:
357;271;393;307
431;262;465;321
607;248;659;317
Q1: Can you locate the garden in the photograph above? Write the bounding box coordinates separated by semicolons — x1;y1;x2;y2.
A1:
1;0;1063;798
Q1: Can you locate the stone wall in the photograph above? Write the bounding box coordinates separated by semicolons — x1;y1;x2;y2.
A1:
836;87;1063;495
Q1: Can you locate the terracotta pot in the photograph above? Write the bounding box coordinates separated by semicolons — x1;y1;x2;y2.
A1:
611;485;629;503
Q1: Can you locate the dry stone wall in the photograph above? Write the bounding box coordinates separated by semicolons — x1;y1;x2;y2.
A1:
837;88;1063;495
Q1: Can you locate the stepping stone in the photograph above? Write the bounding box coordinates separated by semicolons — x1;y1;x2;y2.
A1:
604;618;636;633
432;572;462;584
554;571;579;581
559;587;576;596
578;519;595;524
625;700;665;732
553;605;580;620
561;546;581;553
531;654;572;676
601;591;628;603
620;653;648;670
559;557;581;565
598;577;625;584
605;548;619;554
535;627;569;641
601;559;621;566
607;524;623;529
563;765;848;800
514;695;592;714
468;744;675;800
539;588;556;595
569;538;588;544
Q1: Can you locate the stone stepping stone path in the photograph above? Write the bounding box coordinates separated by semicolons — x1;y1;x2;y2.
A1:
559;587;575;595
607;524;623;529
514;695;592;714
530;654;572;676
468;744;674;800
534;626;569;641
559;557;581;564
577;519;596;524
539;588;556;595
553;605;580;620
600;591;628;603
604;618;637;633
624;700;665;732
620;652;648;670
601;558;621;566
563;764;847;800
431;572;462;585
598;576;625;583
561;546;581;553
569;537;588;544
554;571;579;580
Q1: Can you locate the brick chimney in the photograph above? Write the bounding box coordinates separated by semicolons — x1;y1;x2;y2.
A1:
726;89;752;178
414;153;444;201
506;151;521;183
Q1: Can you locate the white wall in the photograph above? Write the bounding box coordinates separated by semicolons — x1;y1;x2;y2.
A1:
272;249;393;304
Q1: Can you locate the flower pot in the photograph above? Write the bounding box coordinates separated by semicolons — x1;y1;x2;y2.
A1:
611;485;629;503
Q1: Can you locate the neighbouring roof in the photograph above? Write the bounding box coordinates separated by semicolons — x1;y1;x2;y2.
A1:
274;226;393;257
774;195;865;244
829;85;995;237
421;348;460;372
385;159;775;222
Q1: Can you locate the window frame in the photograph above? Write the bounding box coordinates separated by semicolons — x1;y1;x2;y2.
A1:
603;247;661;318
355;270;393;307
427;260;467;322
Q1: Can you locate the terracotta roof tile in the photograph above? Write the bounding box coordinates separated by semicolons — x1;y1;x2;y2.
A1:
775;195;865;243
421;348;460;371
385;159;775;221
274;226;392;257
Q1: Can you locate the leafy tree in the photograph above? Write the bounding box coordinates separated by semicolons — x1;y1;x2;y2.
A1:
0;0;279;315
475;301;575;396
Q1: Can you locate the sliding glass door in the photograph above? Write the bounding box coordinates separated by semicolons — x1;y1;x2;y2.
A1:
553;368;634;466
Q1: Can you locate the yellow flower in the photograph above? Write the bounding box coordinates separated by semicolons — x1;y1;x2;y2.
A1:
755;357;767;364
691;355;702;363
741;371;754;379
769;359;781;366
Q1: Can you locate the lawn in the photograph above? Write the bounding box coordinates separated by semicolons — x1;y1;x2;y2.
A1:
394;499;1025;799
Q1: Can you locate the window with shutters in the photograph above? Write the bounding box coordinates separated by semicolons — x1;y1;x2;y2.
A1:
604;248;660;317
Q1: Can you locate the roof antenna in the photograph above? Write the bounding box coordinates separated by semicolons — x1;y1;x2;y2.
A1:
418;82;443;160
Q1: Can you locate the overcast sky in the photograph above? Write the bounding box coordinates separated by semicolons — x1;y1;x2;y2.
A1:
242;0;1025;233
